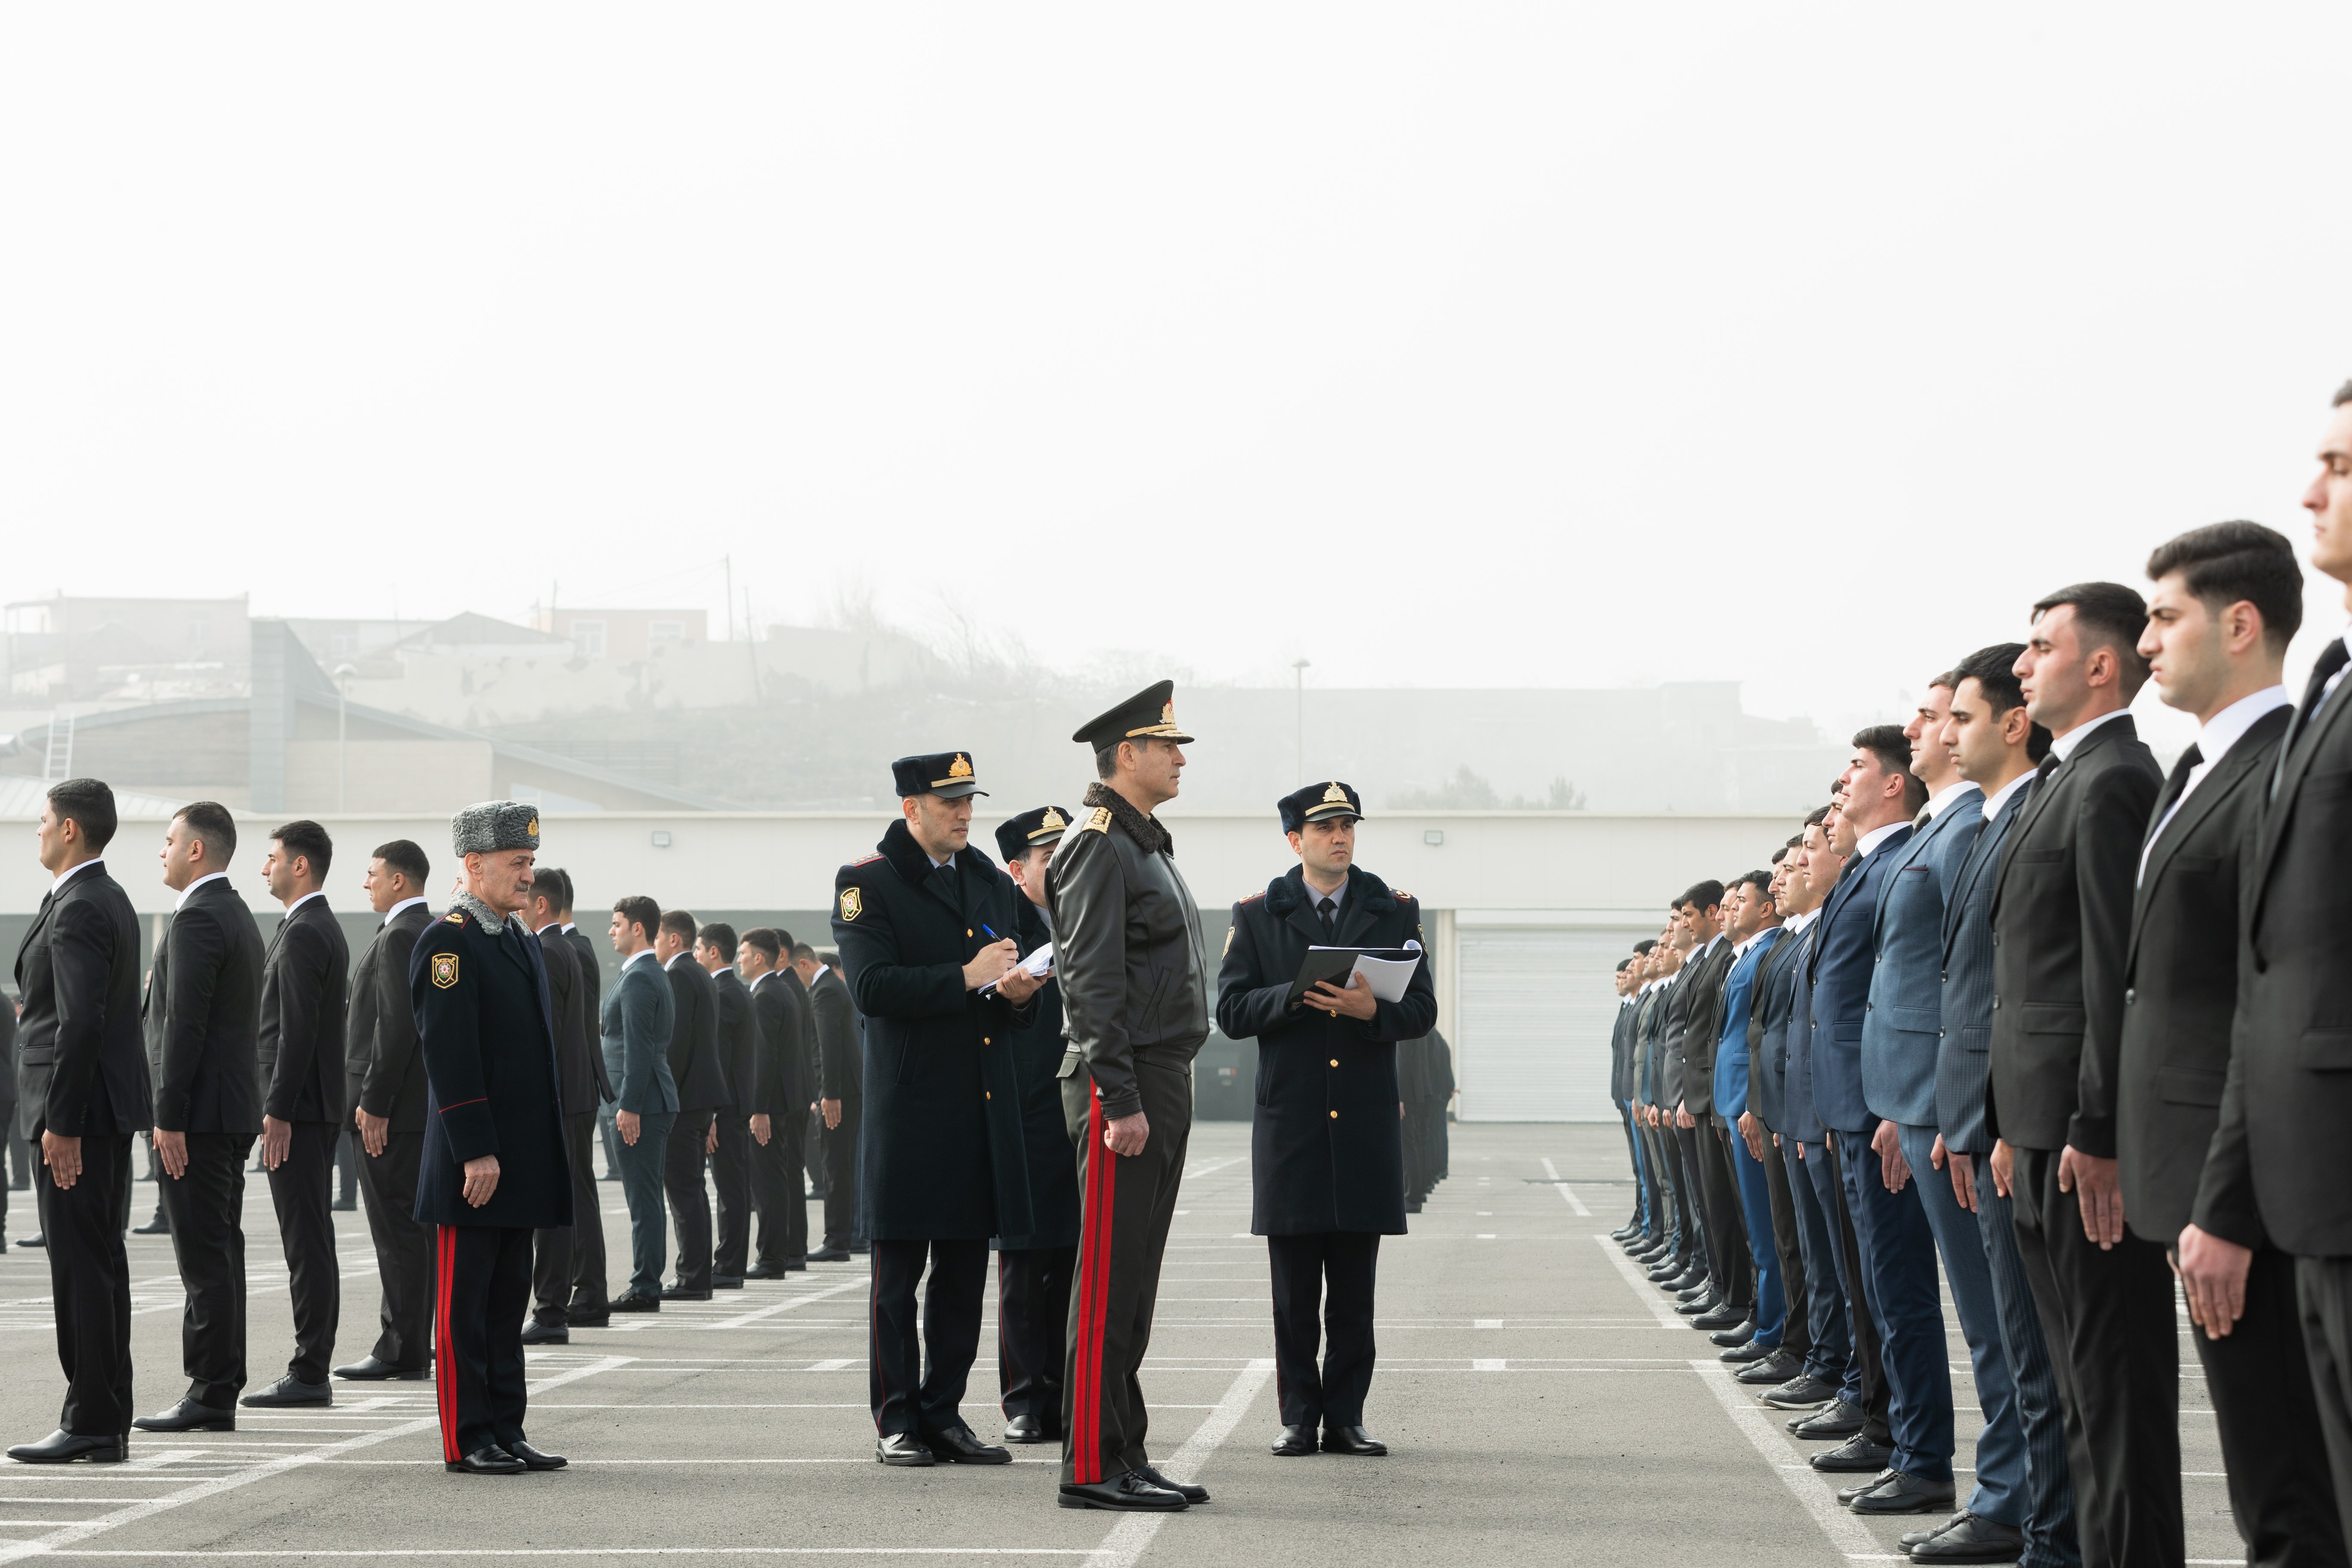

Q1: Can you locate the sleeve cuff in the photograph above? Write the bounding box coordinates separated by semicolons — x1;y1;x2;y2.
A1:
2066;1115;2116;1160
439;1100;500;1163
1098;1089;1144;1120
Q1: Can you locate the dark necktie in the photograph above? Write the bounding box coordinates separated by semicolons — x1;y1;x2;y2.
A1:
2288;639;2351;753
2149;743;2203;835
2024;750;2061;802
1317;896;1337;940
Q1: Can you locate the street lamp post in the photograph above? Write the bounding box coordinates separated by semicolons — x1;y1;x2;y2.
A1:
334;663;358;813
1292;658;1310;782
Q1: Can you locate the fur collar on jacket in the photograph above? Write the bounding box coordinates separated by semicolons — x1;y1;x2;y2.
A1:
876;815;1002;887
1263;861;1398;918
450;891;528;935
1083;781;1173;857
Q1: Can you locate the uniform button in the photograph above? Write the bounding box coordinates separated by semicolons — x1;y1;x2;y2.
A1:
1992;997;2001;1010
2123;989;2136;1005
1329;1058;1339;1067
1329;1110;1338;1120
983;1037;991;1045
1939;1029;1946;1038
986;1091;992;1099
967;928;974;937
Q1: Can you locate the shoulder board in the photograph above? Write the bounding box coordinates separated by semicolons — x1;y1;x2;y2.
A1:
442;912;466;924
849;853;882;867
1081;807;1112;834
1392;888;1415;902
1237;891;1266;904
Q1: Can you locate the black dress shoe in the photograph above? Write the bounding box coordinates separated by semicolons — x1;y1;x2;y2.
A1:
241;1375;331;1408
1790;1402;1867;1439
660;1285;713;1302
1850;1470;1956;1516
609;1292;661;1313
446;1445;526;1475
1270;1424;1317;1456
1676;1295;1721;1318
744;1263;784;1280
1901;1512;1968;1549
925;1426;1011;1464
1058;1473;1186;1511
132;1213;171;1235
1134;1463;1207;1503
8;1429;126;1464
568;1314;609;1329
1693;1304;1746;1330
712;1276;745;1290
1321;1424;1386;1456
1675;1281;1714;1302
805;1246;851;1263
1735;1351;1803;1384
875;1433;936;1467
132;1398;236;1433
1709;1321;1755;1347
1002;1413;1055;1443
1837;1468;1898;1505
508;1440;567;1471
1761;1374;1838;1408
1906;1510;2025;1562
1811;1434;1895;1473
334;1356;429;1381
16;1234;44;1249
1720;1340;1777;1365
784;1257;808;1272
520;1320;568;1345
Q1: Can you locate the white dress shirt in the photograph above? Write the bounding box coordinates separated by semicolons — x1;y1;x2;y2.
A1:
1981;768;2036;822
627;948;662;973
384;894;428;925
2138;684;2291;882
50;857;104;895
175;870;229;910
2048;706;2130;764
1921;781;1977;820
1854;820;1908;860
285;888;327;914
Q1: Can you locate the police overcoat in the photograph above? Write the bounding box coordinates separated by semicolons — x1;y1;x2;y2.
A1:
1216;864;1436;1235
998;891;1079;1251
409;903;572;1230
831;819;1036;1242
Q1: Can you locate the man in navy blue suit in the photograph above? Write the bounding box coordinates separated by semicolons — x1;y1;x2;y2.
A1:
1810;728;1954;1517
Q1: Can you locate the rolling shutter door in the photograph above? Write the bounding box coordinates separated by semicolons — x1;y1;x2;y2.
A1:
1456;926;1647;1122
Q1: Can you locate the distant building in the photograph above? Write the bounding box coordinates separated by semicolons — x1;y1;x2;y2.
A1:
530;606;708;663
5;593;251;704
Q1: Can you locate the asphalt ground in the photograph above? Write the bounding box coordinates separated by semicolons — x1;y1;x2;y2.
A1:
0;1123;2248;1566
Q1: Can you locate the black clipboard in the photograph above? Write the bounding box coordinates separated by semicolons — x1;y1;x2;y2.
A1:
1283;947;1413;1009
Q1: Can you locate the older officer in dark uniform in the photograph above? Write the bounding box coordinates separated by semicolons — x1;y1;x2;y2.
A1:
1216;781;1435;1458
410;802;571;1476
994;805;1082;1444
832;751;1041;1468
1051;682;1210;1513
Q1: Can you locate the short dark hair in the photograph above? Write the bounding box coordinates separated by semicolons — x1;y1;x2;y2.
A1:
1802;806;1829;828
269;820;333;881
526;875;562;912
1674;879;1725;913
1929;668;1960;691
373;839;429;887
772;927;796;952
2335;379;2352;407
176;801;238;863
1850;724;1929;816
537;865;575;914
697;921;738;958
1632;938;1657;955
1769;843;1789;865
1093;742;1122;780
2032;582;2152;697
612;895;660;943
2146;521;2304;655
817;949;839;967
47;778;116;851
658;909;698;943
790;941;818;964
1952;643;2053;762
1616;958;1633;973
740;928;782;962
1732;868;1772;896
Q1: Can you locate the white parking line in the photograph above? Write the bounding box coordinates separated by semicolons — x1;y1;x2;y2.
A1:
1690;1360;1883;1559
1538;1159;1591;1216
1089;1357;1275;1568
1589;1235;1683;1329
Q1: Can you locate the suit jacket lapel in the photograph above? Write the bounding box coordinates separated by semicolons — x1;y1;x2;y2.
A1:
2255;684;2352;912
2131;710;2287;966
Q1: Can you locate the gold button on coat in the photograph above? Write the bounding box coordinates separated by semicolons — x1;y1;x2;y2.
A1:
1329;1110;1338;1119
1329;1058;1339;1067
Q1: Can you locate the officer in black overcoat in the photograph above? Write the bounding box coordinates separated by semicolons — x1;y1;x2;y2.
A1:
992;805;1082;1443
409;802;571;1476
1215;781;1436;1459
831;751;1040;1467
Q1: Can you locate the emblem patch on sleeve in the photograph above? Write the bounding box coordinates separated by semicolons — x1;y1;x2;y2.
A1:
839;887;863;921
430;953;459;989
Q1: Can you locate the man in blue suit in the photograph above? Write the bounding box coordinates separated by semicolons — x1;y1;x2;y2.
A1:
1934;647;2079;1568
601;895;678;1314
1811;727;1954;1517
1710;870;1786;1364
1862;677;2031;1564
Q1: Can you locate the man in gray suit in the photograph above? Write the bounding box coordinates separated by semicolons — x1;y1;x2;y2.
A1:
602;896;678;1313
1861;676;2026;1561
1932;645;2076;1568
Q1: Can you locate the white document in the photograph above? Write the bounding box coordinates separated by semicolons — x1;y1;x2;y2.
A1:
1307;945;1421;1003
980;942;1054;996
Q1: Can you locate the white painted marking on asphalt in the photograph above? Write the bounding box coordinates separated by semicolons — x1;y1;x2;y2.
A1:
1690;1360;1882;1560
1180;1156;1246;1180
1591;1233;1685;1330
0;1357;637;1565
807;1360;855;1372
37;1552;1100;1559
1472;1359;1506;1372
700;1277;867;1331
1538;1158;1591;1215
1088;1357;1275;1568
1473;1319;1502;1329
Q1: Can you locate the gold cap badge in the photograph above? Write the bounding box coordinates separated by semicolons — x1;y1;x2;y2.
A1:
1040;806;1066;831
1322;782;1347;804
526;815;539;838
947;753;973;779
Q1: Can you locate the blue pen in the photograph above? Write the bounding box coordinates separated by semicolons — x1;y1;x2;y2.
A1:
980;924;999;940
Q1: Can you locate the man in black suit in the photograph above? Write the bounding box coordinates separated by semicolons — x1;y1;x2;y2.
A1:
525;874;611;1341
245;822;350;1410
738;928;810;1276
1988;583;2170;1568
1670;883;1752;1333
134;802;264;1433
335;839;437;1382
1216;782;1436;1458
550;873;618;1184
7;779;147;1464
801;943;862;1262
657;909;729;1300
0;986;15;1246
2201;383;2352;1549
994;808;1083;1444
698;922;759;1290
412;802;571;1475
2126;522;2343;1567
831;751;1040;1467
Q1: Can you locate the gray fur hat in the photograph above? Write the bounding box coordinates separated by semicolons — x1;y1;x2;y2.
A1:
451;801;540;856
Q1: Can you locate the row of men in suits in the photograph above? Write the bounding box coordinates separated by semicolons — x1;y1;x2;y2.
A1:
1608;432;2352;1568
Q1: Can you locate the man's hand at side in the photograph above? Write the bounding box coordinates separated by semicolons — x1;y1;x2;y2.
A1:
1104;1111;1149;1158
616;1109;640;1146
462;1155;500;1208
1871;1119;1911;1193
2174;1224;2254;1337
356;1108;389;1158
154;1127;188;1180
2059;1145;2125;1250
261;1115;292;1171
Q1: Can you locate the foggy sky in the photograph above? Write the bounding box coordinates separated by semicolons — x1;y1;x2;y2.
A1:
4;4;2349;737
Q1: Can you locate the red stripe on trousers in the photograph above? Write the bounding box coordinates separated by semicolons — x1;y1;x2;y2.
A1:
435;1226;457;1462
1072;1087;1119;1484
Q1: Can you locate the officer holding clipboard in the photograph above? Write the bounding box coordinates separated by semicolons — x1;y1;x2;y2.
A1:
1213;781;1437;1459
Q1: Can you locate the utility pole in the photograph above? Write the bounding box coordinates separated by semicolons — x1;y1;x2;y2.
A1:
334;664;358;812
723;555;734;641
1292;658;1311;782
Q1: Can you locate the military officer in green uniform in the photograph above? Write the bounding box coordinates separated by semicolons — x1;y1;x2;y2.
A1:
1215;781;1435;1458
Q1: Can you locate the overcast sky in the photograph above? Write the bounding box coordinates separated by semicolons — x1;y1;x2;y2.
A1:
4;5;2349;735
